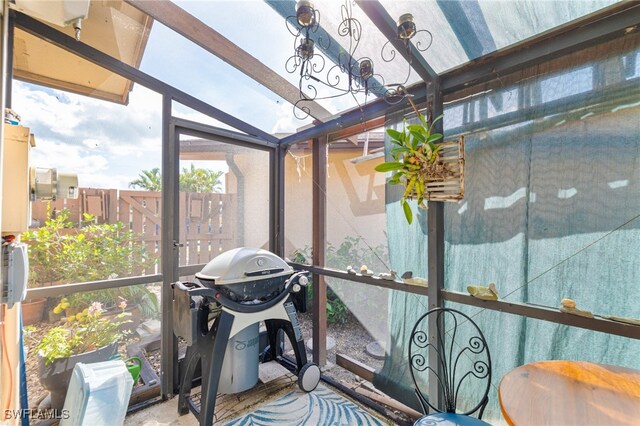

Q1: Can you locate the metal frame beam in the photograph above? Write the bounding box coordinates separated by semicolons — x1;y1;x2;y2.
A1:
426;83;445;411
24;274;163;300
443;291;640;340
312;136;328;366
125;0;336;123
12;11;278;145
161;95;179;397
290;263;428;297
355;0;438;83
284;266;640;341
274;144;286;257
440;1;640;94
172;117;278;150
281;83;426;146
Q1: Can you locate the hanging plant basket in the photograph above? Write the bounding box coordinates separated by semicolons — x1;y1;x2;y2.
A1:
375;94;465;224
416;135;465;203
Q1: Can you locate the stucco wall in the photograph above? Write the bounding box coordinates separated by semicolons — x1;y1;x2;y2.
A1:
283;146;387;260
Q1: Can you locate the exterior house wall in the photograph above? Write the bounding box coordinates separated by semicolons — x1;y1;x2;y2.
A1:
283;147;387;261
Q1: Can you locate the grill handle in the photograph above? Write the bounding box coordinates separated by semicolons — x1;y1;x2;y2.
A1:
245;268;285;277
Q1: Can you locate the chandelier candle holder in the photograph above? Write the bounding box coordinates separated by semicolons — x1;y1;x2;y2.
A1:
381;13;433;103
286;0;386;119
285;1;435;119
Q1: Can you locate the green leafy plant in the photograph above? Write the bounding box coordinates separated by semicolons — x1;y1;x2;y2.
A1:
22;207;157;287
36;302;131;365
375;113;445;224
54;286;159;319
53;285;159;320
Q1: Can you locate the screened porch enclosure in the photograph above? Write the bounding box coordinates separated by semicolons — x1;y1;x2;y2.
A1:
2;0;639;425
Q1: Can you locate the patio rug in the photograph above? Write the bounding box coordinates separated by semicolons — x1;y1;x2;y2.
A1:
223;384;386;426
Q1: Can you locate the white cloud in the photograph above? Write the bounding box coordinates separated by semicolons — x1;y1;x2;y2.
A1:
271;102;311;134
30;139;109;175
13;81;164;189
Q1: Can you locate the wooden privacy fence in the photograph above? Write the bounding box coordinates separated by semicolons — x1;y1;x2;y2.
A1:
31;188;238;271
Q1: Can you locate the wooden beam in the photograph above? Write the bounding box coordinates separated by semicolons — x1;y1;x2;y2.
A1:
124;0;334;123
312;137;327;366
327;116;386;143
336;353;375;382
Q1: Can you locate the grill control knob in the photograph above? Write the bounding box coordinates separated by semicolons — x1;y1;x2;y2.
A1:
299;276;309;286
292;283;301;293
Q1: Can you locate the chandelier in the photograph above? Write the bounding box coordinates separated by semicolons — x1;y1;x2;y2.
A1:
285;0;433;120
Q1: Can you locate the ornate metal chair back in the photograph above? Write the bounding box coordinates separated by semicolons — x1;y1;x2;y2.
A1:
408;307;492;418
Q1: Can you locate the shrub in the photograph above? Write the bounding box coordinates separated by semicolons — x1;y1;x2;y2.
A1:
22;207;157;287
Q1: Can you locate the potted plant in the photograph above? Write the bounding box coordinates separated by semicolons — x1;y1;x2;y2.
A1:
375;101;464;224
21;297;48;326
36;302;131;409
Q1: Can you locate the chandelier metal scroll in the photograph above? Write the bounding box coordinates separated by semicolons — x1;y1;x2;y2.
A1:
285;0;386;120
381;13;433;103
285;0;434;120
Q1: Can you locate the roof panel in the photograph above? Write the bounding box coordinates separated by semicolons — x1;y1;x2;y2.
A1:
379;0;621;75
178;1;424;119
175;0;356;119
479;0;619;52
377;0;470;73
140;20;311;133
12;0;152;104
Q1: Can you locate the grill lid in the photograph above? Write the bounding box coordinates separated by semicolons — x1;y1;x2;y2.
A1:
195;247;293;286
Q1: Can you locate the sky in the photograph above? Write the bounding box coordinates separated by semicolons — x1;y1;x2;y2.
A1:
12;1;380;189
11;0;375;189
11;1;319;189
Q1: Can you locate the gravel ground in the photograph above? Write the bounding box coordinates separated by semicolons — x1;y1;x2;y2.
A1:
295;311;386;385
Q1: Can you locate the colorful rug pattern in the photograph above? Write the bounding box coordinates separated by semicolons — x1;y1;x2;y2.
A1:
224;384;386;426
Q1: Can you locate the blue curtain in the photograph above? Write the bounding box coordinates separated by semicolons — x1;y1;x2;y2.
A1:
375;34;640;422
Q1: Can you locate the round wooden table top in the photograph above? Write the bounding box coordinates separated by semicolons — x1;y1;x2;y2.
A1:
499;360;640;426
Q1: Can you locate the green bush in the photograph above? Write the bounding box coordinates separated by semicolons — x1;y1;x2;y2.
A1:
22;208;157;287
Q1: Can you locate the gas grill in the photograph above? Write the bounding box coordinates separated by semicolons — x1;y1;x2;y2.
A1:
172;247;320;426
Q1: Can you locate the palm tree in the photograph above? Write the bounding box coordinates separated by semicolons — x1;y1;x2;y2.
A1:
179;164;224;193
129;168;162;191
129;166;224;193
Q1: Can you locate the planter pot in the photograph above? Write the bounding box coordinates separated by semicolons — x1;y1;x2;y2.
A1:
38;341;118;410
22;298;47;326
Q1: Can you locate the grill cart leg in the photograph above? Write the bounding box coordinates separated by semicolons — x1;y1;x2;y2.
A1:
199;310;234;426
263;319;283;362
177;310;234;426
177;348;200;415
263;301;320;393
